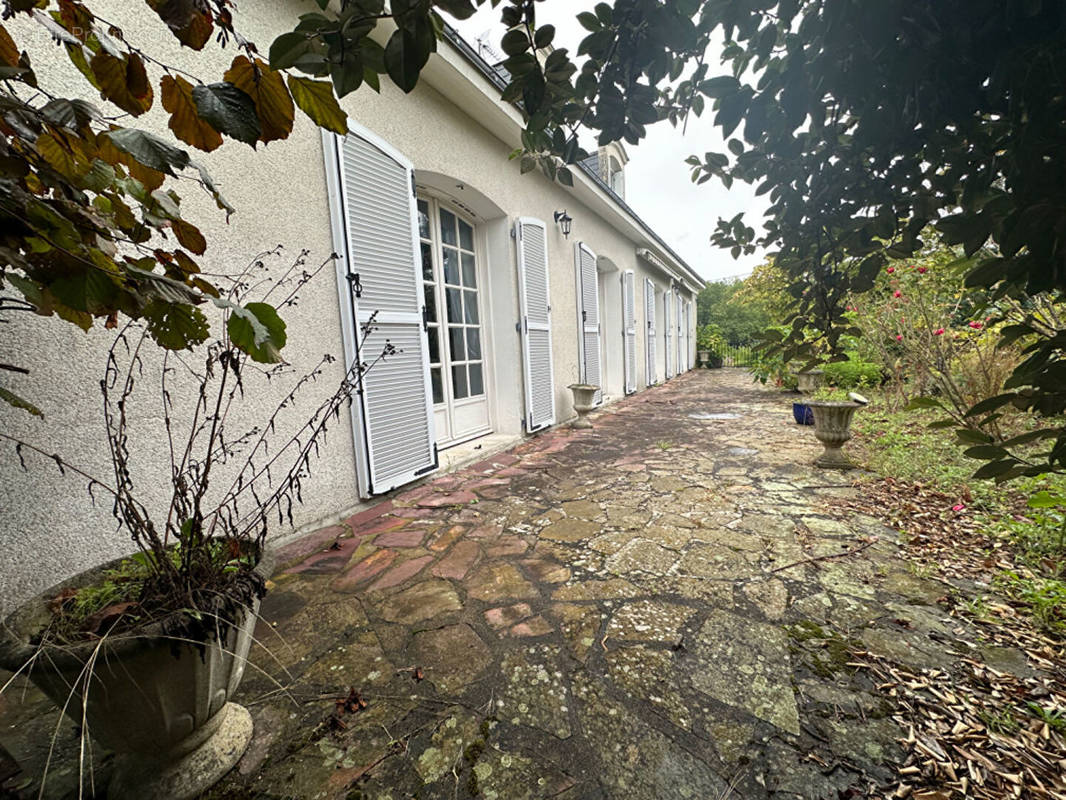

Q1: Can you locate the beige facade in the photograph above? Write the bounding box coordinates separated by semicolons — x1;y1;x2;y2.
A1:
0;2;702;612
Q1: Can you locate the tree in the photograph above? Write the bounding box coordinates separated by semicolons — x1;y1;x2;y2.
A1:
5;0;1065;480
695;279;768;345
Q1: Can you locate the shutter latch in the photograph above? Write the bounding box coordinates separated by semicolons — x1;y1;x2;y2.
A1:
581;310;587;323
346;272;362;298
421;304;429;332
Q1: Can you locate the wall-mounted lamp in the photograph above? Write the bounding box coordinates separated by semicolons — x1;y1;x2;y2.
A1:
554;209;573;238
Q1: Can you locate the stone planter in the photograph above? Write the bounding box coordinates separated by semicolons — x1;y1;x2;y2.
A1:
794;369;824;394
0;548;275;799
697;349;709;368
567;383;599;429
807;401;861;469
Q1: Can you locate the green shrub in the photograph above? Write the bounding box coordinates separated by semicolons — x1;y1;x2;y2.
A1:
822;358;882;389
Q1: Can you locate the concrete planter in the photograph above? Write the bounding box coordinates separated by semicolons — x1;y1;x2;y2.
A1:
0;548;275;799
794;369;824;394
807;401;861;469
567;383;599;429
697;349;709;368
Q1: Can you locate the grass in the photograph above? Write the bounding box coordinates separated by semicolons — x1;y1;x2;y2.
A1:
851;394;1066;635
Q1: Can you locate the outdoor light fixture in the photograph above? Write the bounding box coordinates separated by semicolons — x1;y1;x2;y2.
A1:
554;209;573;238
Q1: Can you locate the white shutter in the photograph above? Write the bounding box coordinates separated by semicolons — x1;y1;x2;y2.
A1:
644;278;656;385
684;300;692;371
622;270;636;394
326;129;437;497
664;288;674;379
676;293;685;373
575;242;602;405
515;218;555;432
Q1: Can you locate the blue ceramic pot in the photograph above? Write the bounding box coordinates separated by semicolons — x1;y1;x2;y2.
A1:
792;402;814;425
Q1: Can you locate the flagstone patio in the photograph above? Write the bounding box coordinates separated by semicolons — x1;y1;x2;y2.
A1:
2;369;1030;798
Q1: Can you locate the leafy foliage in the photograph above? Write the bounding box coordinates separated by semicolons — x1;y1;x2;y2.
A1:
3;251;398;639
695;280;768;345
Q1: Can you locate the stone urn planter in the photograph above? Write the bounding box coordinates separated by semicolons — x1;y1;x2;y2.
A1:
0;548;275;799
807;401;862;469
567;383;599;429
697;349;710;368
794;368;824;394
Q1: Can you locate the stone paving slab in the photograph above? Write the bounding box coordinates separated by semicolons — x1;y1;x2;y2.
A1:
0;369;1021;799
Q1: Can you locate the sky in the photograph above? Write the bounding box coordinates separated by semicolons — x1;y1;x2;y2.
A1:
449;1;769;283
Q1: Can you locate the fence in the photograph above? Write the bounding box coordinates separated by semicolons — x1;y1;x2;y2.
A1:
720;343;756;367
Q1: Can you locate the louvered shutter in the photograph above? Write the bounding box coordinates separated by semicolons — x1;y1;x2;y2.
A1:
328;130;437;497
575;242;602;405
622;270;636;394
676;293;685;372
515;218;555;432
664;288;674;379
644;278;656;385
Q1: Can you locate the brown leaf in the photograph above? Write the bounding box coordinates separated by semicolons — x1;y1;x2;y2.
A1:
84;601;138;635
224;56;294;144
172;218;206;254
160;74;222;152
90;53;153;116
0;23;19;69
146;0;214;50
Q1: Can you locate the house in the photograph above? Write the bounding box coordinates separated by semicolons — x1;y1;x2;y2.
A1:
0;6;703;611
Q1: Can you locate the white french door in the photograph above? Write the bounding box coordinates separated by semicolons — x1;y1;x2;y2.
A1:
417;196;491;446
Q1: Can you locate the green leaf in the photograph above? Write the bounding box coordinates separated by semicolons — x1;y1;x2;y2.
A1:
287;76;347;134
700;75;740;99
191;82;262;146
0;385;44;417
955;428;994;445
144;299;210;350
972;459;1019;479
904;396;942;410
1028;491;1066;509
384;24;434;93
104;128;190;175
963;444;1009;460
268;31;312;70
226;301;287;363
965;393;1016;418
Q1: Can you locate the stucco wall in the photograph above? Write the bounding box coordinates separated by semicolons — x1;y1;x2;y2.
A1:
0;0;700;613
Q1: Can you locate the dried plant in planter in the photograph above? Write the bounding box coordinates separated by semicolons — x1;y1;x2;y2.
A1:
2;247;393;645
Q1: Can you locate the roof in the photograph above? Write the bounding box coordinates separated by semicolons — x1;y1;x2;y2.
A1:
440;23;704;290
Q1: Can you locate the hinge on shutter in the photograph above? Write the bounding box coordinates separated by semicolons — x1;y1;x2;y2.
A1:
411;173;417;197
581;310;587;323
421;305;429;332
346;272;362;298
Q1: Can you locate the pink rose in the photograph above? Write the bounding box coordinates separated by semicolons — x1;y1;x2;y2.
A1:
896;334;903;341
934;328;945;335
917;266;928;274
952;503;965;512
969;321;983;329
894;290;902;298
886;266;895;274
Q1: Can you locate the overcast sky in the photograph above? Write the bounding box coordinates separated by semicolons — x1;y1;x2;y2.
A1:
449;2;769;282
